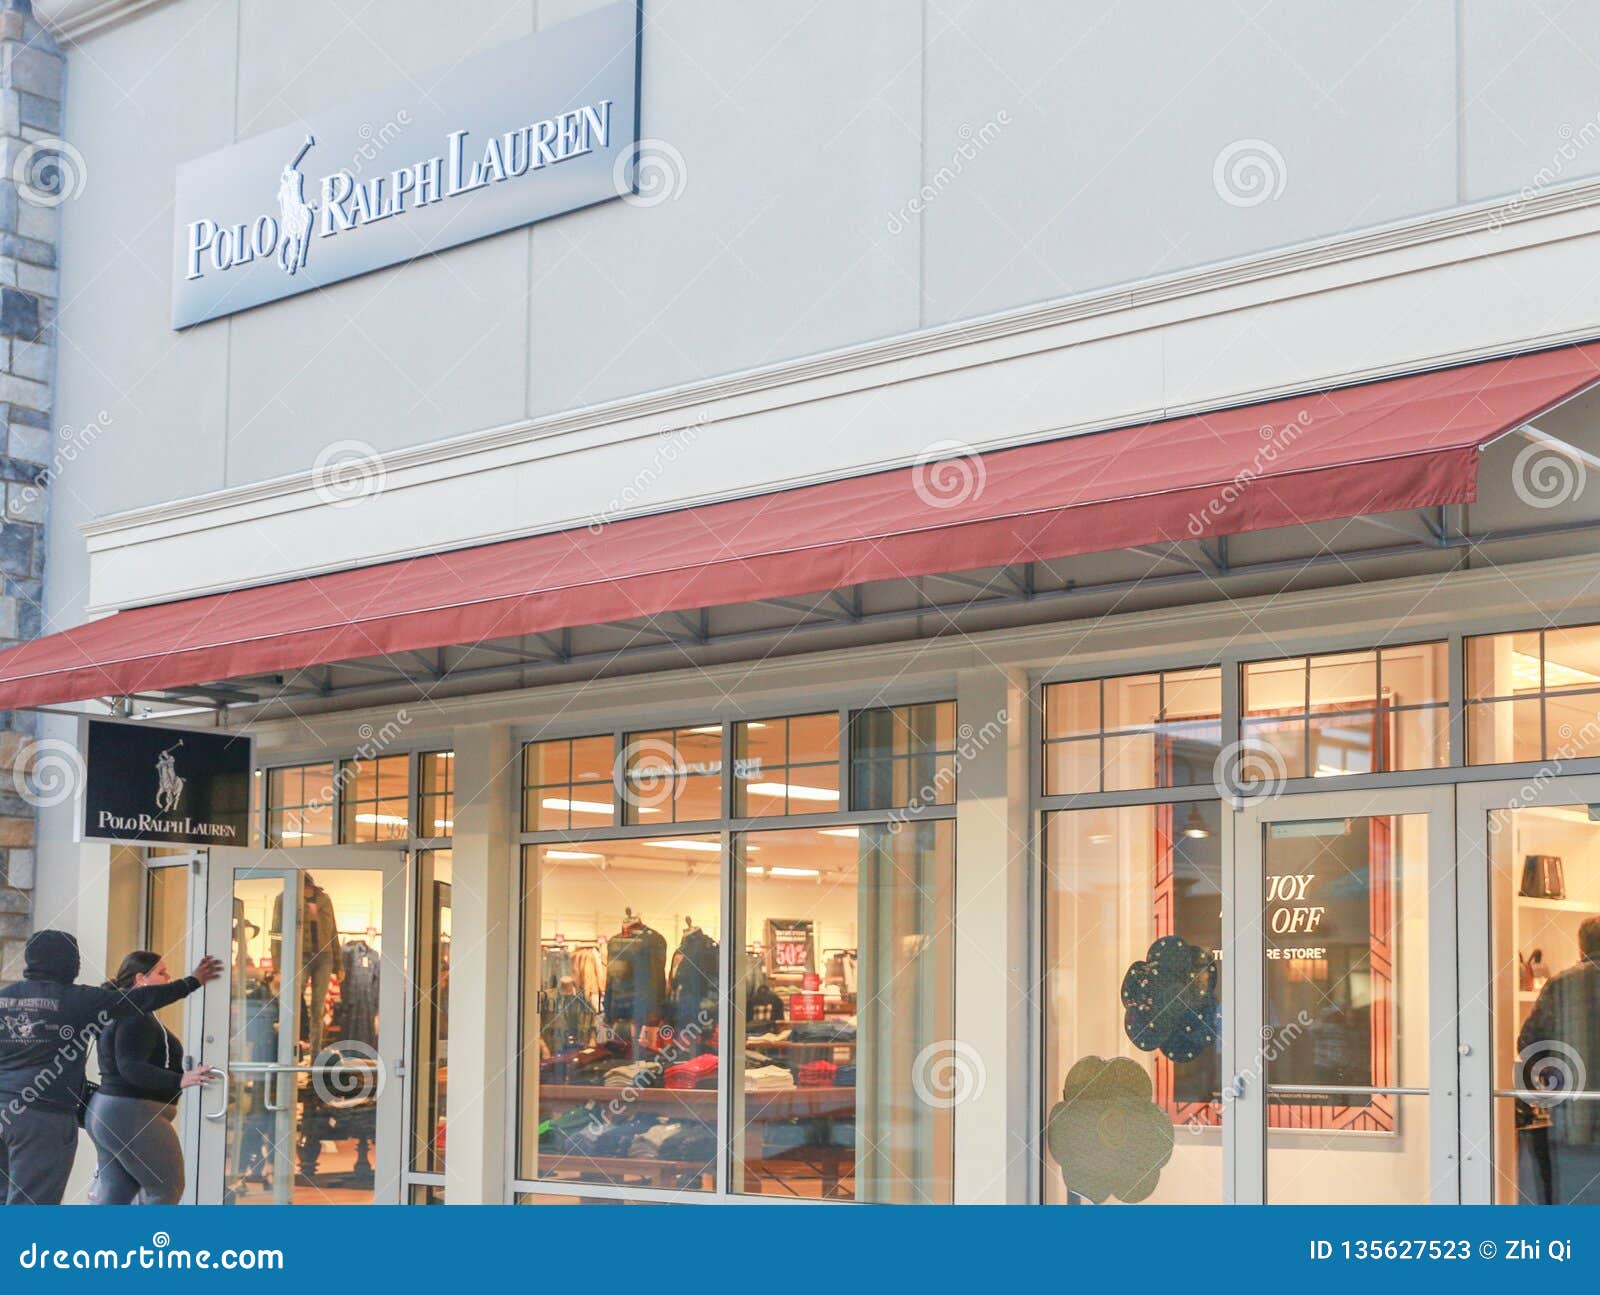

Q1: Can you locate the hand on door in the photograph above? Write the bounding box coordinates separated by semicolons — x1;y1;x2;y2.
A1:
180;1064;219;1089
192;955;224;985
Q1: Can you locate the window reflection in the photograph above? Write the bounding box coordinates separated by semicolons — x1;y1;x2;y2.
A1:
1491;803;1600;1204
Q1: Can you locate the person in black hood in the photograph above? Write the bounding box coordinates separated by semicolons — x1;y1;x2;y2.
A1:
0;930;220;1205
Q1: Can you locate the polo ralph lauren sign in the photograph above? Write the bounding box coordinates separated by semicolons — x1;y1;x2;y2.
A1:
80;719;253;846
171;1;642;327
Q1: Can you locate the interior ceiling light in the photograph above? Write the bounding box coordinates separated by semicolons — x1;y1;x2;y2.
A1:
641;838;721;853
744;781;838;801
1181;804;1212;839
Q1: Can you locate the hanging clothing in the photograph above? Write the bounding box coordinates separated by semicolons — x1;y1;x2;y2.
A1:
570;946;605;1003
339;940;381;1046
668;928;719;1037
603;924;667;1026
541;988;595;1053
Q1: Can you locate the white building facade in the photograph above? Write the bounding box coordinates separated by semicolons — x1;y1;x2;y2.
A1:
4;0;1600;1205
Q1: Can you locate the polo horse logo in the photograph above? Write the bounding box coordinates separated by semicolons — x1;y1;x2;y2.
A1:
277;134;316;277
155;742;186;815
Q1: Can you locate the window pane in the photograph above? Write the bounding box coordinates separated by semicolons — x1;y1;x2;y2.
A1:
1044;803;1223;1204
849;704;957;810
412;850;451;1176
734;822;954;1202
1542;626;1600;693
1043;737;1099;797
1467;630;1543;700
621;728;723;825
1103;673;1160;732
1241;717;1305;781
523;737;617;831
1044;680;1100;740
734;714;841;817
265;763;335;847
1488;803;1600;1204
1547;692;1600;761
1307;651;1376;709
1263;813;1430;1203
519;837;722;1193
1467;699;1542;766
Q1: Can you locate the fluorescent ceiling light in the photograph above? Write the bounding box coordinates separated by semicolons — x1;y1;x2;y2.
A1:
641;839;721;853
769;866;821;878
745;781;838;802
542;796;614;814
544;849;603;860
1512;649;1600;690
818;827;859;838
355;812;409;826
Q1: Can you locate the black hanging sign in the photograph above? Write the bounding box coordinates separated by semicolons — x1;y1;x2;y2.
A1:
80;718;253;846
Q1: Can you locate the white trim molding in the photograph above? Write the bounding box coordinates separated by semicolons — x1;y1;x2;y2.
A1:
35;0;173;42
81;172;1600;613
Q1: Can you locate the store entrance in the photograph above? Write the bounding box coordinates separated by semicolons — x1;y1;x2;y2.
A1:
192;845;407;1205
1232;786;1460;1203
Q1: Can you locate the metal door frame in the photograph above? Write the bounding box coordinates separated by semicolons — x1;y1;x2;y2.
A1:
193;844;408;1205
1455;772;1600;1204
1231;783;1460;1203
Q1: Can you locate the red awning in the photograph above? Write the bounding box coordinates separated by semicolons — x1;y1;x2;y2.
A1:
5;341;1600;708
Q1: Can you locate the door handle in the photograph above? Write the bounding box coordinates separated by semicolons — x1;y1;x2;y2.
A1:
202;1066;229;1121
263;1069;293;1113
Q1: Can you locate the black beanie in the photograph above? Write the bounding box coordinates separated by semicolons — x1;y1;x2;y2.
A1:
23;930;80;983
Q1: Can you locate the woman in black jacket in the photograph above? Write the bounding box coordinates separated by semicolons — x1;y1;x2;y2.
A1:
85;951;217;1205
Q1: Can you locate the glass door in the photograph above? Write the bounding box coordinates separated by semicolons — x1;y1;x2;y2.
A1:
194;845;407;1205
1458;773;1600;1205
1232;785;1459;1203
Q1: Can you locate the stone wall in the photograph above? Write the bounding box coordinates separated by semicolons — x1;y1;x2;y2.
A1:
0;0;60;980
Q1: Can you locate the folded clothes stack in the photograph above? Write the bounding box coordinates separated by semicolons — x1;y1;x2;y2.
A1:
745;1064;796;1091
796;1059;838;1088
663;1053;719;1089
604;1060;663;1088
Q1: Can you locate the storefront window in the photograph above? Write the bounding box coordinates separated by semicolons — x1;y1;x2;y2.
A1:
145;864;190;1035
265;762;336;847
522;735;617;831
849;701;956;810
1043;668;1223;795
1468;625;1600;765
412;849;451;1178
733;821;954;1202
1243;643;1447;777
518;836;723;1193
1043;801;1223;1204
734;713;840;817
620;727;723;824
339;753;410;842
1488;802;1600;1204
418;751;454;837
